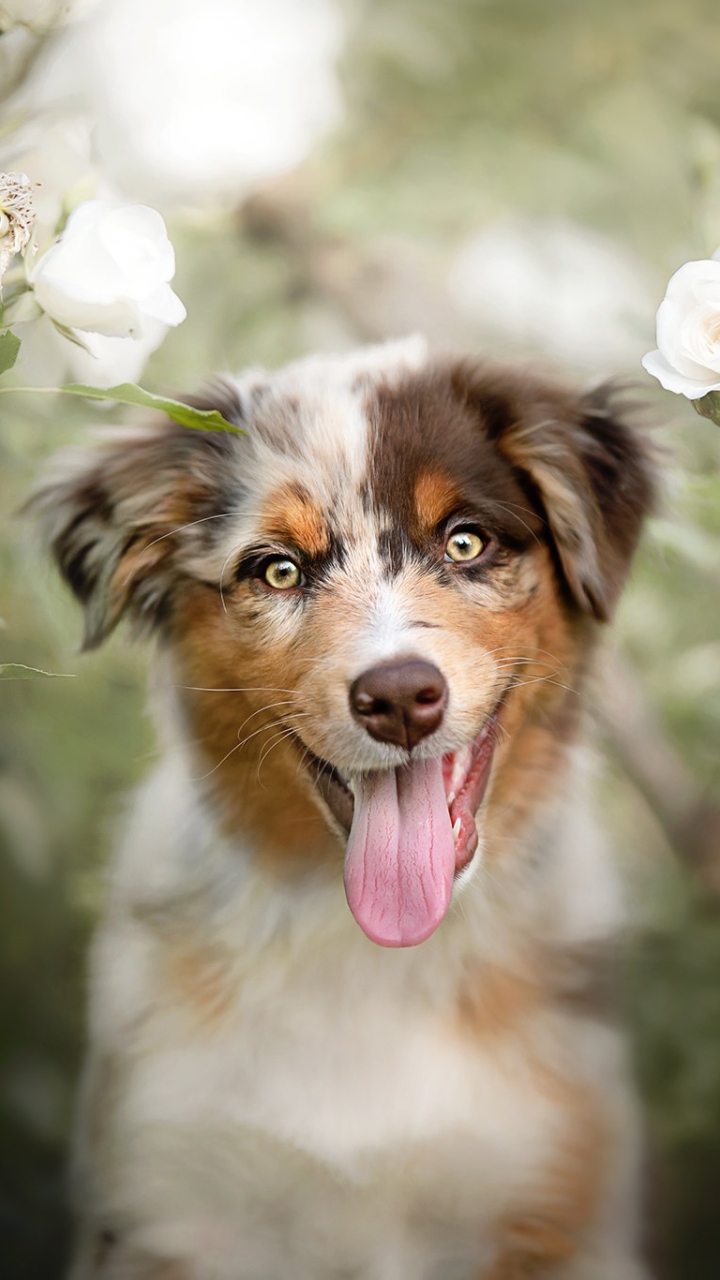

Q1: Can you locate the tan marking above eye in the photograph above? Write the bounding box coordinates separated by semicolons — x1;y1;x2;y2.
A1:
445;530;485;563
264;558;303;589
260;484;330;559
413;469;463;538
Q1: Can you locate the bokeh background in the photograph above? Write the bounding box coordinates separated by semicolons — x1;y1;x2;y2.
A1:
1;1;720;1276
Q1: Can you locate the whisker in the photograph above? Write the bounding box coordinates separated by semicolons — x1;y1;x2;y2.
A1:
505;674;577;695
191;735;247;780
483;645;565;663
233;699;302;740
256;727;303;781
174;684;297;694
488;500;542;543
142;510;241;553
493;658;564;673
190;712;311;781
490;498;546;525
218;546;239;614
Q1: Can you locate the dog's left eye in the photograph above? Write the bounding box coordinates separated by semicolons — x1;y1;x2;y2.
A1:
263;558;304;590
444;530;485;563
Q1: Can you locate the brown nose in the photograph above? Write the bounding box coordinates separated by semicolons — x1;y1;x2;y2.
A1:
349;659;448;751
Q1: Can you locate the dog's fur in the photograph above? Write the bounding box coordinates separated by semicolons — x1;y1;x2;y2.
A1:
34;337;657;1280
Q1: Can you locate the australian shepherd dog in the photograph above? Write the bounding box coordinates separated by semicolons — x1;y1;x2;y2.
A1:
33;337;657;1279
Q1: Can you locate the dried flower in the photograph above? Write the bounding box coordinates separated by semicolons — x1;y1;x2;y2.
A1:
0;171;35;283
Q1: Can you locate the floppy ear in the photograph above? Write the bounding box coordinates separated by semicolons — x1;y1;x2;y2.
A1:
450;364;658;622
27;391;243;649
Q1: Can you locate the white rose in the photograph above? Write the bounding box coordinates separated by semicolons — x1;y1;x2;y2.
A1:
29;199;186;339
642;252;720;398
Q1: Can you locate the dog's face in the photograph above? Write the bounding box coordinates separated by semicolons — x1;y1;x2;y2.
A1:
33;340;654;947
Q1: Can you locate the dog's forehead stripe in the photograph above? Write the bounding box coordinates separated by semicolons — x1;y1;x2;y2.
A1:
364;371;545;552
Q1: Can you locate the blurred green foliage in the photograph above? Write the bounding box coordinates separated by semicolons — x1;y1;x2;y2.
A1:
2;1;720;1276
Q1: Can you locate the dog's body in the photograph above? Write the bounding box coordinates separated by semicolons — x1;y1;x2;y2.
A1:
36;338;655;1280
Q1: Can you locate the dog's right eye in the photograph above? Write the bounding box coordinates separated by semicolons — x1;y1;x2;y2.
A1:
444;530;485;564
262;558;304;590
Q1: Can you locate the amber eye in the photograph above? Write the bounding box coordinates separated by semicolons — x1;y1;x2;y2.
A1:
444;530;485;563
263;558;303;590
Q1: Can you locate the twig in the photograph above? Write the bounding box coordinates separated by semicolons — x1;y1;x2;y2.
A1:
598;649;720;892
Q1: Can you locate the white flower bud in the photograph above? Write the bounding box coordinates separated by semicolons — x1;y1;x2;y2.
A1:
29;198;186;339
0;170;35;283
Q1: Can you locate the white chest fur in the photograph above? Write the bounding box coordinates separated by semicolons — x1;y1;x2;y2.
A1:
81;760;633;1280
89;899;589;1280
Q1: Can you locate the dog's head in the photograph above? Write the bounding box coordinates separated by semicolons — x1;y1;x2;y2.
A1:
31;338;656;946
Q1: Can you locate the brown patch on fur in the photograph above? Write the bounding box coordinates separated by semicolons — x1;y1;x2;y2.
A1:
412;468;463;538
476;545;589;855
165;937;237;1028
172;580;342;870
552;941;619;1022
457;965;541;1038
259;482;330;557
486;1221;575;1277
487;1070;609;1277
457;946;617;1045
457;937;610;1272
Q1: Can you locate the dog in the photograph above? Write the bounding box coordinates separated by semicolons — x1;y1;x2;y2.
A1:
33;336;656;1279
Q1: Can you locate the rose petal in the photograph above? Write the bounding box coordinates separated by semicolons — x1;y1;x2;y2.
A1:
680;305;720;373
59;318;170;388
96;205;176;295
642;348;720;398
32;244;142;337
664;258;720;304
656;297;719;379
138;283;187;328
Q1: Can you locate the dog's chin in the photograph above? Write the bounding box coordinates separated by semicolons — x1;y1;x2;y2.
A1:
297;716;500;947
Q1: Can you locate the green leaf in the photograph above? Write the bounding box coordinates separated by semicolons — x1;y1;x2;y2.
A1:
0;663;75;680
0;329;21;377
693;391;720;427
61;382;241;433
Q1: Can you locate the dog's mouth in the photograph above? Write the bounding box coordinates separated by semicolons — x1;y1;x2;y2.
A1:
302;710;500;949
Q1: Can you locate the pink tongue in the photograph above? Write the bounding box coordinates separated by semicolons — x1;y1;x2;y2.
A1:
343;758;456;948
